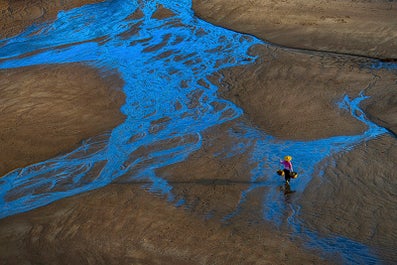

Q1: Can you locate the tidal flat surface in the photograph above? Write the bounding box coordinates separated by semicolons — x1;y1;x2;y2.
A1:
0;0;396;264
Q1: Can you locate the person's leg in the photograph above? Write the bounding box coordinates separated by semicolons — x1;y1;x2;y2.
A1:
283;169;291;183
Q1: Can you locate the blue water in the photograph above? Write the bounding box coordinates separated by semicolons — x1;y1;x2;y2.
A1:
0;0;391;264
372;61;397;70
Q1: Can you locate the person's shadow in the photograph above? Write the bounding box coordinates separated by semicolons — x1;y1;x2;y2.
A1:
284;183;296;194
279;182;296;203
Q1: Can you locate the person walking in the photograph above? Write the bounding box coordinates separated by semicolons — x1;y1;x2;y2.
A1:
280;155;293;184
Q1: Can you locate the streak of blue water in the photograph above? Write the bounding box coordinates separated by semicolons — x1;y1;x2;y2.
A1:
0;0;259;218
225;93;386;264
0;0;390;264
372;61;397;70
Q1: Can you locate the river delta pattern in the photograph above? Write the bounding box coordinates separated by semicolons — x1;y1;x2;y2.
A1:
0;0;394;264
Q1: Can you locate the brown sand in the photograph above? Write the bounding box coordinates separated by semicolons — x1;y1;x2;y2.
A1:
298;134;397;263
193;0;397;59
0;121;332;265
0;64;125;176
0;185;331;265
193;1;397;263
361;75;397;135
1;0;397;265
154;122;258;221
0;0;105;38
214;44;397;140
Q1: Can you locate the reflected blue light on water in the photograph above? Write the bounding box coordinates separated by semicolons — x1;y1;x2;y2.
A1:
371;61;397;70
223;94;387;263
0;0;260;217
294;218;382;265
0;0;390;264
229;93;386;219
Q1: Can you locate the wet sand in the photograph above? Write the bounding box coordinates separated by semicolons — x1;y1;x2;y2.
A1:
193;0;397;60
214;44;397;140
0;0;105;38
0;0;329;263
0;0;124;176
0;64;125;176
208;42;397;262
193;0;397;137
299;134;397;264
193;0;397;263
1;0;397;264
0;121;332;265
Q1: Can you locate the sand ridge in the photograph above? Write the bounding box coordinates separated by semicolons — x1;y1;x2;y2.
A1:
0;63;125;176
214;44;397;140
192;0;397;60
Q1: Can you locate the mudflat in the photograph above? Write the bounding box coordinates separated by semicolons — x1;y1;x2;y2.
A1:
0;0;105;38
215;44;396;140
193;0;397;262
0;64;125;176
193;0;397;138
193;0;397;59
0;0;396;264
